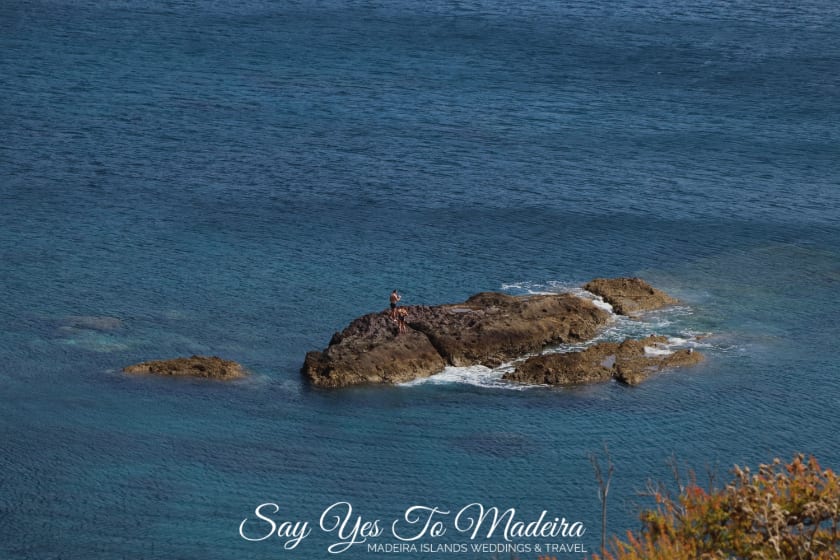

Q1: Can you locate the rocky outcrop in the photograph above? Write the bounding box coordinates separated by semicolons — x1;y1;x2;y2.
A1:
302;313;446;388
302;278;696;389
503;336;703;387
584;277;677;315
303;293;610;388
123;355;246;380
409;293;610;367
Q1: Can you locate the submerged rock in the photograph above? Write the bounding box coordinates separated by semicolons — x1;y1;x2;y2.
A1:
303;293;610;388
583;277;677;315
504;336;703;387
62;315;124;332
123;355;246;380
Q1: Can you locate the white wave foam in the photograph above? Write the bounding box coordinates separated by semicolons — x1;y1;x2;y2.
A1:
401;365;537;391
501;280;580;296
569;288;621;317
646;334;716;356
644;345;673;356
502;281;618;316
590;297;614;313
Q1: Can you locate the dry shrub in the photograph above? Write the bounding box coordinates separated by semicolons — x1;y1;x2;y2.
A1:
591;454;840;560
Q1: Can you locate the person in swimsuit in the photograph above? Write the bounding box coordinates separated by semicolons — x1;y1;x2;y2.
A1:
390;290;401;320
396;307;409;334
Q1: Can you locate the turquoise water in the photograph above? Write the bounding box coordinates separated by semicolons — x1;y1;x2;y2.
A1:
2;1;839;558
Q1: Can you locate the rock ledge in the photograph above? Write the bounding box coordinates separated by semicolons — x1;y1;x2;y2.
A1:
584;277;678;315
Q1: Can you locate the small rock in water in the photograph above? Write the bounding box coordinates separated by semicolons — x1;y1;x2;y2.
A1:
123;355;246;380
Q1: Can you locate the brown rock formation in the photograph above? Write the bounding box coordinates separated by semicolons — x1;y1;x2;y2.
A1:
503;344;619;386
613;342;703;386
583;277;678;315
302;312;446;388
409;293;610;367
303;293;610;388
504;336;703;387
302;279;691;389
123;355;246;380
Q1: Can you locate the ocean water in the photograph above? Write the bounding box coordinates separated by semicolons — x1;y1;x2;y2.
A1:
1;0;839;558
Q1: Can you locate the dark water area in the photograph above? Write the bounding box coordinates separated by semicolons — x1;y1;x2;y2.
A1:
1;1;839;558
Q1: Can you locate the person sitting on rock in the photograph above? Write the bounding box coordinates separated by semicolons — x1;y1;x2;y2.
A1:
396;307;409;335
390;289;401;320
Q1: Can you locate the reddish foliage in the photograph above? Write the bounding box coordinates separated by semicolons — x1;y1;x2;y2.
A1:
587;454;840;560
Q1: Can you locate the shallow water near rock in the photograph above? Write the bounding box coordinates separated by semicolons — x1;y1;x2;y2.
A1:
2;0;840;558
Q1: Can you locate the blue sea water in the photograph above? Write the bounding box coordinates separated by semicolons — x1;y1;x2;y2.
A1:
1;0;839;558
